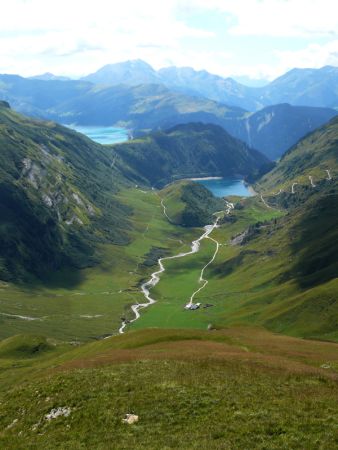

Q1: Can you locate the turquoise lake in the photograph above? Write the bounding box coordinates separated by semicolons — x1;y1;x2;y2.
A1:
194;177;253;197
67;125;129;145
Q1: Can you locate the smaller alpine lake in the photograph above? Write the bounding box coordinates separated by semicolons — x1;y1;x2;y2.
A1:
66;125;130;145
193;177;253;197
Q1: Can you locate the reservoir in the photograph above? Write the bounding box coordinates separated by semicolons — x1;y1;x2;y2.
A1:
67;125;129;145
194;177;253;197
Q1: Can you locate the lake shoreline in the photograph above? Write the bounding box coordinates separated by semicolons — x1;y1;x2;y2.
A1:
195;177;253;198
189;176;223;181
64;124;129;145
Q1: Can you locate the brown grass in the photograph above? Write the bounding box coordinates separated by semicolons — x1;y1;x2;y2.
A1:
57;327;338;380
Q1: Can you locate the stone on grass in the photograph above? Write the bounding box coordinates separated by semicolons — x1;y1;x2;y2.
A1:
122;414;139;424
45;407;71;421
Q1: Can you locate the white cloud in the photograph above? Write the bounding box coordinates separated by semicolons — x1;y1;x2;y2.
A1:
0;0;338;79
181;0;338;38
275;40;338;70
0;0;213;76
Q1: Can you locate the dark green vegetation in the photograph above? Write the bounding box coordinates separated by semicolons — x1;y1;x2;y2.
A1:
161;181;224;227
0;328;337;449
114;123;269;187
1;73;336;160
0;102;130;282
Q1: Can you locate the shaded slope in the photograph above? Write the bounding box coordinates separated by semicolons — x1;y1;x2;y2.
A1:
160;181;224;227
228;103;337;160
114;123;269;187
0;103;130;282
207;118;338;340
258;115;338;191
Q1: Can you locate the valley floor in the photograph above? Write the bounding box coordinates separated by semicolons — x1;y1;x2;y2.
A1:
0;180;337;343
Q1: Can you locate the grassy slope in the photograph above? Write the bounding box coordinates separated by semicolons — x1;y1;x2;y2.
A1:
0;327;337;449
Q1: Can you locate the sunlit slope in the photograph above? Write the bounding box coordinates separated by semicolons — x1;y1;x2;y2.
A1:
0;327;337;449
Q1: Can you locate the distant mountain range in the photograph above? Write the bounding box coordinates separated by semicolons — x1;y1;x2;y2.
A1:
81;60;338;110
1;73;336;160
29;72;71;81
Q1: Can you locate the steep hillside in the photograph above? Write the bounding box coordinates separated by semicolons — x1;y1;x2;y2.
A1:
113;123;269;187
0;103;130;282
228;103;337;160
258;115;338;191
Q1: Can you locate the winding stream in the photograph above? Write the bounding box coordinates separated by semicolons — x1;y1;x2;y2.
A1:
119;199;234;334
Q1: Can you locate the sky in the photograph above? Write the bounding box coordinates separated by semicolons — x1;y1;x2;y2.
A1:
1;0;338;82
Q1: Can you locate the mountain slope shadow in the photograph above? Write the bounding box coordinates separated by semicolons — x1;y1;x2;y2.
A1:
284;192;338;289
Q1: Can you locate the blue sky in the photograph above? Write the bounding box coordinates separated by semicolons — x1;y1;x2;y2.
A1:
0;0;338;82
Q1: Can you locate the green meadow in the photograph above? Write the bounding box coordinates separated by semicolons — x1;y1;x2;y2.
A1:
0;187;199;342
0;328;337;450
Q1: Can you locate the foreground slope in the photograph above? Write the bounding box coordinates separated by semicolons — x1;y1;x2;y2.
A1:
0;327;337;449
